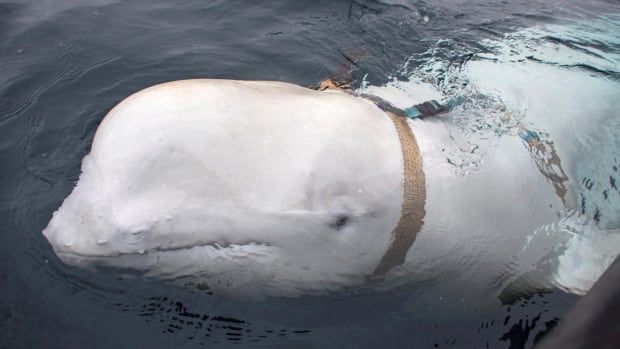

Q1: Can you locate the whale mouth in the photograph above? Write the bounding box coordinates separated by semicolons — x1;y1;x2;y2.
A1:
53;239;274;259
53;240;276;275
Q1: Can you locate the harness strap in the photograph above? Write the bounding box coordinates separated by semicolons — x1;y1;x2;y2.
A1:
372;112;426;277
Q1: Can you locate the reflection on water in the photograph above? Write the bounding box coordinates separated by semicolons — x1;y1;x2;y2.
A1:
1;1;619;348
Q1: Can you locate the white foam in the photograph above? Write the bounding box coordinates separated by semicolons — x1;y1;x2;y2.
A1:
360;18;620;295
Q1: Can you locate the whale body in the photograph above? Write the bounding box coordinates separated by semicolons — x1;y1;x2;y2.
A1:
43;78;617;298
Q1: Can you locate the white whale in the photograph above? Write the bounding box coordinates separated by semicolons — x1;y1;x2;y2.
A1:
44;79;407;296
42;78;616;298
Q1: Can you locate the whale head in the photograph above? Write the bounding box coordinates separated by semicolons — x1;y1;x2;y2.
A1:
42;80;406;296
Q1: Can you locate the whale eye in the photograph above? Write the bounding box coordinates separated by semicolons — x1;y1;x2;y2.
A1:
330;215;349;230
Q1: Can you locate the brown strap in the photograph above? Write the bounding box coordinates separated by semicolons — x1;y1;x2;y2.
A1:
372;112;426;276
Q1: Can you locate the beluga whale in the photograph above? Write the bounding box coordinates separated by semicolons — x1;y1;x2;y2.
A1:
42;78;616;298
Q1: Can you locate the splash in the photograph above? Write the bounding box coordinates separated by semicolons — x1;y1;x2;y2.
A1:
360;17;620;294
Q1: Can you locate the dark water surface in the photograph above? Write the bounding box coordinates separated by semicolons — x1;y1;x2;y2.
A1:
1;1;619;348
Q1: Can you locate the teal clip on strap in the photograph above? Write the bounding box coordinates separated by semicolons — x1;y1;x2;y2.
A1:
403;107;422;119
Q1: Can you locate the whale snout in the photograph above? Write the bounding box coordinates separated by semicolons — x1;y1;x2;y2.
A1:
43;210;110;264
42;209;160;273
42;196;139;262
